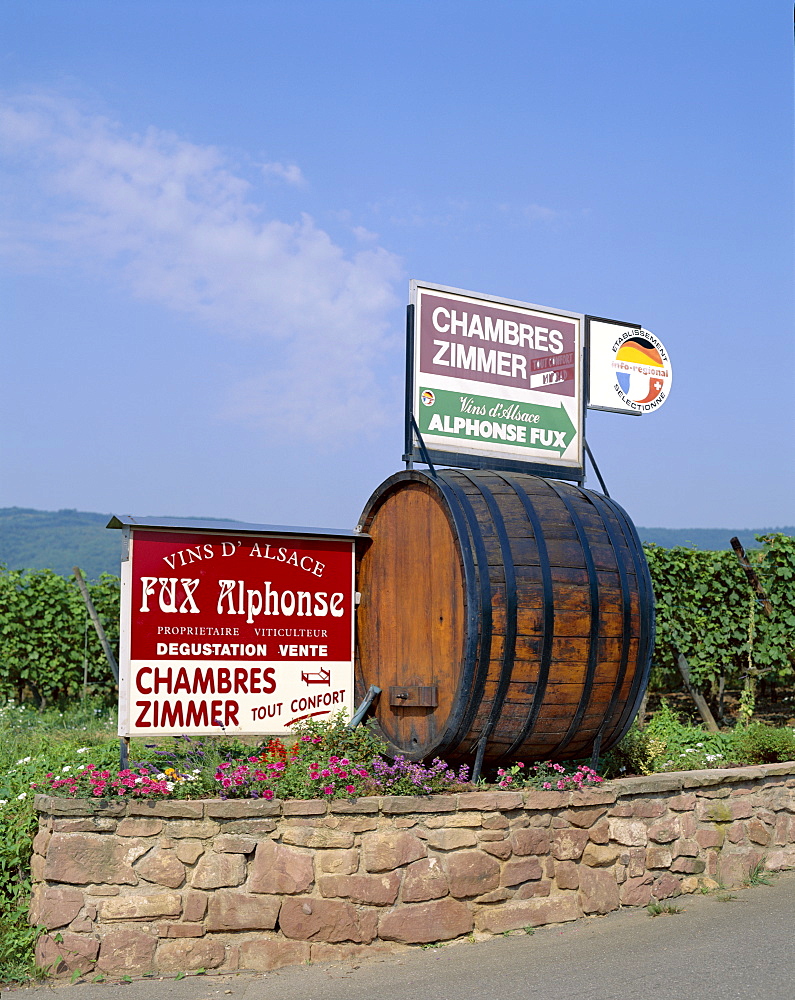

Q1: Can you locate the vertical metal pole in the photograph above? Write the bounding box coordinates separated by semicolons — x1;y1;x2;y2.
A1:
584;440;611;498
82;616;89;702
120;737;130;771
404;304;415;469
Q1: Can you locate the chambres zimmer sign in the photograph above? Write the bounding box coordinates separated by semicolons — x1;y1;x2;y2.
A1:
110;516;358;738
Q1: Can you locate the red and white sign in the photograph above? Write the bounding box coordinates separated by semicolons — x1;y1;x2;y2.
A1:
118;528;356;737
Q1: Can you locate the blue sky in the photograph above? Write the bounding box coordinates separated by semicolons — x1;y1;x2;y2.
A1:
1;0;792;530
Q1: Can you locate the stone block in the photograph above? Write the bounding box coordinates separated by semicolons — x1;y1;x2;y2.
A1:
281;826;354;849
554;861;579;889
581;843;620;867
335;816;378;833
475;895;579;933
29;886;84;930
318;872;401;905
620;874;654;907
164;819;219;839
175;839;205;864
426;812;483;829
632;799;667;819
500;858;542;887
249;839;314;894
561;806;607;828
613;774;682;795
402;857;450;902
282;799;327;816
480;839;512;860
156;937;225;971
652;873;682;899
32;829;51;855
191;852;246;889
552;828;590;860
444;850;500;897
116;818;163;837
648;818;681;843
279;897;377;943
670;857;705;874
727;822;746;844
698;800;732;823
646;846;673;868
673;838;699;858
668;794;697;811
747;820;771;845
98;893;181;921
329;797;381;814
718;850;764;887
730;800;753;820
589;820;610;844
515;879;551;899
609;802;633;817
524;790;569;810
318;848;360;875
220;819;277;835
578;867;620;914
379;898;472;943
214;834;257;853
695;827;723;849
97;927;156;974
381;796;457;814
182;890;208;922
44;833;147;886
36;932;99;975
608;819;648;847
206;890;280;930
52;818;117;833
569;787;617;806
135;848;186;889
362;831;426;872
475;888;511;903
455;792;498;811
205;799;281;818
128;801;204;818
478;830;507;842
766;848;795;870
239;938;311;971
157;923;205;937
426;828;478;850
510;827;549;856
482;813;509;830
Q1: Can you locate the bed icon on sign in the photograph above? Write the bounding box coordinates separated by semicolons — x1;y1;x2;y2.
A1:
301;668;331;685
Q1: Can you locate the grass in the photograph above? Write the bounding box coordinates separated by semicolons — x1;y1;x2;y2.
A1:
646;902;683;917
744;859;777;887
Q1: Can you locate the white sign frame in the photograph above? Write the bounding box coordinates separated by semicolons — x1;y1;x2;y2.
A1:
407;281;585;481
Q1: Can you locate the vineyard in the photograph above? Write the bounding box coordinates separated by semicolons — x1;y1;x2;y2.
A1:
0;532;793;723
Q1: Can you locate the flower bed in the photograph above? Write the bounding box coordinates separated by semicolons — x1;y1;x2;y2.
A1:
31;761;795;979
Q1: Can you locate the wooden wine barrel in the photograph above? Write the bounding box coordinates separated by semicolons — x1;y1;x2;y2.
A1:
354;469;654;766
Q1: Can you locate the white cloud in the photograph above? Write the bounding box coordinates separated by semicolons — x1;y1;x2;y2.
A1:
0;93;402;439
261;160;305;186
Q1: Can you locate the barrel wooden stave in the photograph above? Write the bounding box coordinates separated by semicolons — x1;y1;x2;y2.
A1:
355;468;652;764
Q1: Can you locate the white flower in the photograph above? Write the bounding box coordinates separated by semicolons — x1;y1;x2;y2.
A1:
76;764;87;771
17;792;27;800
155;773;166;781
0;799;7;806
76;747;90;754
62;765;71;772
16;756;32;765
696;742;704;748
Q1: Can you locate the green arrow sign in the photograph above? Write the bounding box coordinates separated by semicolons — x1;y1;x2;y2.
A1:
418;387;577;454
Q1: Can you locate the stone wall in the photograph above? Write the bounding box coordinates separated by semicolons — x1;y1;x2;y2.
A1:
32;762;795;977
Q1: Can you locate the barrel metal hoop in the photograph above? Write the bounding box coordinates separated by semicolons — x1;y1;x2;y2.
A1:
591;492;656;749
497;472;556;759
543;480;601;758
580;490;633;756
454;470;519;754
436;470;494;753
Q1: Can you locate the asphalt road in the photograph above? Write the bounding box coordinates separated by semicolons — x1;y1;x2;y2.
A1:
8;871;795;1000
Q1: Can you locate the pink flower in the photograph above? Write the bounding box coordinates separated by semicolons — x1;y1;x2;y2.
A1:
263;789;274;801
542;782;552;790
345;785;356;794
322;785;334;795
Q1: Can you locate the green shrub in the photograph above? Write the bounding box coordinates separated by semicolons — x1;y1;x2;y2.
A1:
731;723;795;764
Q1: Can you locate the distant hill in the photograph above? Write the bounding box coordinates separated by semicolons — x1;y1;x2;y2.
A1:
0;507;233;580
1;507;793;579
636;526;795;551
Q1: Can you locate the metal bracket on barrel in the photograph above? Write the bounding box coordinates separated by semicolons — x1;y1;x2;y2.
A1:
347;685;382;729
